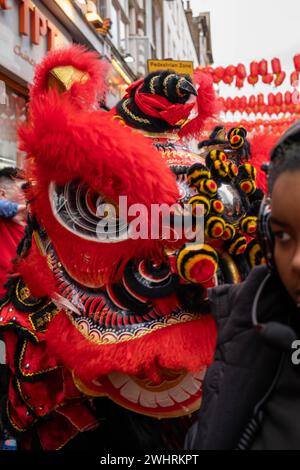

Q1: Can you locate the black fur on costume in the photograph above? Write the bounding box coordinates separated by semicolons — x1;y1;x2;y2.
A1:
116;70;197;133
199;125;251;164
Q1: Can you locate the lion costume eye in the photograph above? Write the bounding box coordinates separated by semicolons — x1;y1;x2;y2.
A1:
49;180;129;243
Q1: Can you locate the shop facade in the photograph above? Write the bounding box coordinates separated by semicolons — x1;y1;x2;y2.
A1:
0;0;72;167
0;0;135;168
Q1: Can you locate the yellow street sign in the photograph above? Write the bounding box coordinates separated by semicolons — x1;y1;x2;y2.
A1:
147;60;194;77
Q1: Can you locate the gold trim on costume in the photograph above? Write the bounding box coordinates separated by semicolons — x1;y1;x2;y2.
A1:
48;66;90;92
149;75;158;94
219;251;240;284
163;73;176;97
68;310;203;346
122;99;151;124
176;77;186;97
19;340;60;377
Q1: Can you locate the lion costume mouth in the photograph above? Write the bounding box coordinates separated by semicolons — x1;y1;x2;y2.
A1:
46;236;204;340
40;236;215;418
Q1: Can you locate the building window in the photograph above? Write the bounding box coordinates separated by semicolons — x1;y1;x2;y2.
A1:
0;83;27;168
154;13;162;59
97;0;107;18
110;4;119;47
129;6;136;35
119;17;127;53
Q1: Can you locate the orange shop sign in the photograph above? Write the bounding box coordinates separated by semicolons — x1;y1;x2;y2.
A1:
0;0;11;8
0;0;59;51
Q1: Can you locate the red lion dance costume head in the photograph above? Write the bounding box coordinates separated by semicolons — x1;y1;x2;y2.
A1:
0;47;220;450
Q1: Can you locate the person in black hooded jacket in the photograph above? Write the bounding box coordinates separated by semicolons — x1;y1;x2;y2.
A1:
185;120;300;450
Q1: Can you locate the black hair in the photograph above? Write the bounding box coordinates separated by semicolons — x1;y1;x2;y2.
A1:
0;167;24;182
268;135;300;194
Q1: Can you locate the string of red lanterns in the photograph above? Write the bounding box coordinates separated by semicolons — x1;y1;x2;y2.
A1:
220;115;298;134
219;90;300;115
201;115;298;137
197;54;300;88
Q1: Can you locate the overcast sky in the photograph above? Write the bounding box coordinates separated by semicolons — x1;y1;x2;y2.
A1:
189;0;300;97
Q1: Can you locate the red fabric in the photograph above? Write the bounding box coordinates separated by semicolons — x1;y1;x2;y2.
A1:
0;220;24;297
124;78;144;97
134;84;195;126
16;240;57;298
1;323;97;449
37;406;99;450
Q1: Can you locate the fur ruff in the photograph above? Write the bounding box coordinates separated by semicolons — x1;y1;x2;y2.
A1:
250;133;279;193
46;311;217;384
19;81;180;285
179;72;219;138
30;44;108;109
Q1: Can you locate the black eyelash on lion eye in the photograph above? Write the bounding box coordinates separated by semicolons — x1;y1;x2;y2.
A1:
49;180;128;243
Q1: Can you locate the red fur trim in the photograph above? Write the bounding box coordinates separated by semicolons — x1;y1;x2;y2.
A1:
16;241;57;297
30;45;108;109
179;72;219;138
19;92;178;206
250;133;279;193
18;88;180;285
46;311;217;383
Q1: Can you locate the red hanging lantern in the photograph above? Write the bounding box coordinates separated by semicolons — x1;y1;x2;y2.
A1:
293;54;300;72
218;97;225;110
204;66;214;75
257;93;264;105
226;97;233;110
240;96;247;110
290;71;299;86
267;105;275;115
250;61;259;76
247;75;259;86
223;75;234;85
258;59;268;76
236;63;247;79
249;95;256;107
259;104;267;114
233;97;240;111
235;77;244;89
275;92;283;106
225;65;236;77
262;74;273;84
281;104;287;114
213;72;222;84
245;106;252;114
268;93;275;106
274;71;286;87
214;66;225;79
284;91;292;105
271;57;281;74
274;105;281;115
